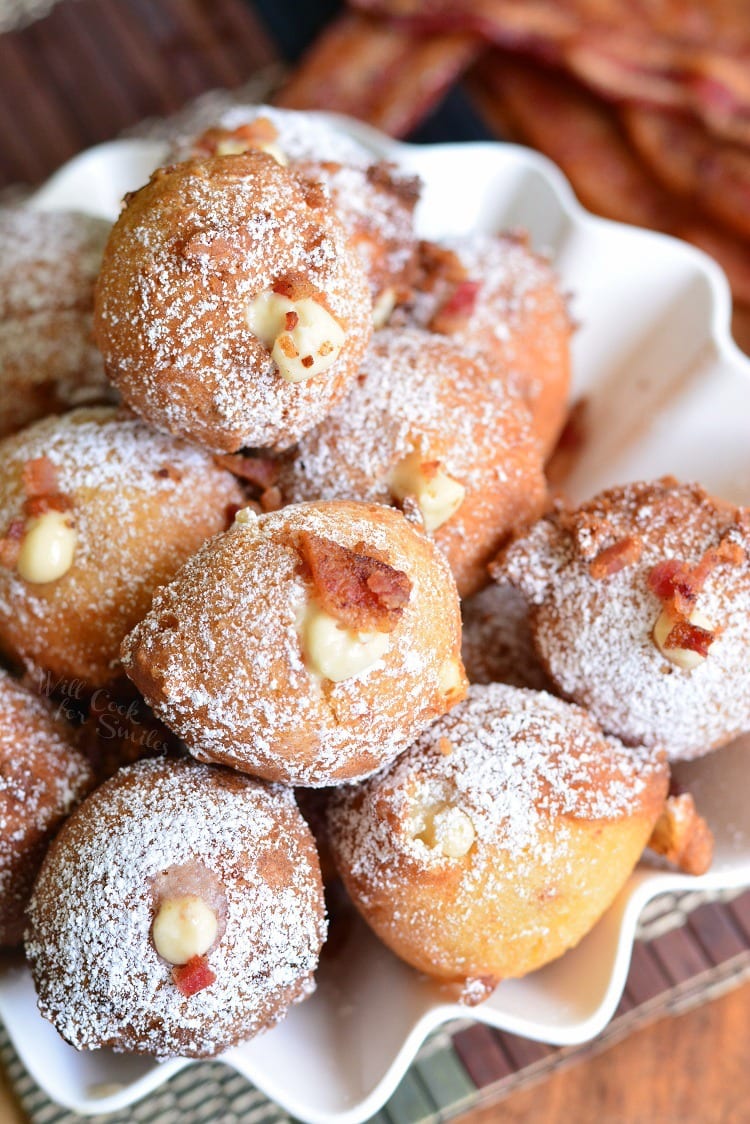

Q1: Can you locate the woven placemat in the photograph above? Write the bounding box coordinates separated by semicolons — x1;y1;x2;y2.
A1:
3;888;750;1124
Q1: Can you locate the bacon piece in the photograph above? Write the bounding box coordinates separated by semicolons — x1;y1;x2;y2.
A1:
193;118;280;158
648;792;714;875
0;519;25;569
430;279;480;334
274;12;480;137
298;530;411;633
272;271;317;302
23;456;59;499
589;535;643;580
352;0;750;145
172;955;216;997
647;558;699;617
213;454;279;490
366;163;422;211
470;56;676;231
663;619;715;658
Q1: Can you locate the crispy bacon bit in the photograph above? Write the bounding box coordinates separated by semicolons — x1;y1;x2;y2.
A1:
589;535;643;579
418;242;467;291
301;355;314;368
647;558;697;614
664;619;715;658
649;531;744;619
430;279;480;335
213;454;279;490
285;310;299;331
24;493;72;517
273;271;317;302
15;456;73;522
23;456;59;498
648;793;714;875
172;955;216;997
192;118;280;158
366;162;421;210
0;519;25;569
298;530;411;633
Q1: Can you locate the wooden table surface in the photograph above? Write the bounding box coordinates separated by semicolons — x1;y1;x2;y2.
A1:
0;980;747;1123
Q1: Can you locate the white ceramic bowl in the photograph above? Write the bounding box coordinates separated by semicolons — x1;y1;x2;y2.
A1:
3;117;750;1123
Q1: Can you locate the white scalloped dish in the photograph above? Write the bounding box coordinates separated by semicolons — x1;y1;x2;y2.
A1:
2;117;750;1124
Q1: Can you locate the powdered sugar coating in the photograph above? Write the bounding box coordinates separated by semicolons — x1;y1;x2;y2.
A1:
94;154;372;452
461;581;551;691
393;234;571;452
170;104;371;166
0;209;114;438
26;757;326;1058
122;500;466;786
0;407;243;686
495;479;750;760
0;669;92;946
277;328;547;596
295;161;419;303
328;683;667;981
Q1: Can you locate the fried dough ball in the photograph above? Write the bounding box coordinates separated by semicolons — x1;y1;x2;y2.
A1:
276;328;547;597
0;209;114;438
461;582;551;691
328;683;668;990
0;669;93;946
394;234;572;454
174;108;420;321
494;478;750;760
122;500;467;787
94;153;372;453
26;757;326;1058
296;160;419;317
0;407;243;687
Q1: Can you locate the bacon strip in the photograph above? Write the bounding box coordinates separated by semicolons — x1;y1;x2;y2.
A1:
213;454;279;490
274;12;481;137
350;0;750;145
470;55;750;309
298;530;411;633
589;535;643;580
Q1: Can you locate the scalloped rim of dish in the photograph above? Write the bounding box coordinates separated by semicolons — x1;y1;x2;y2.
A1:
1;114;747;1124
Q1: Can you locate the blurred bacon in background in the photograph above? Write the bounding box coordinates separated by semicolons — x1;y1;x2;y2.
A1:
275;0;750;351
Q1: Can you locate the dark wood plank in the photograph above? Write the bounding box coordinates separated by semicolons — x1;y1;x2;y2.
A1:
728;890;750;941
623;939;672;1005
452;1024;516;1088
498;1032;554;1071
648;924;713;986
687;901;749;964
0;0;280;188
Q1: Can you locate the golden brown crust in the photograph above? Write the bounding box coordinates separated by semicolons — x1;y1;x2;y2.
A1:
122;500;467;787
26;758;326;1057
277;328;548;598
94;154;372;453
329;683;669;984
0;408;243;687
0;670;93;946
